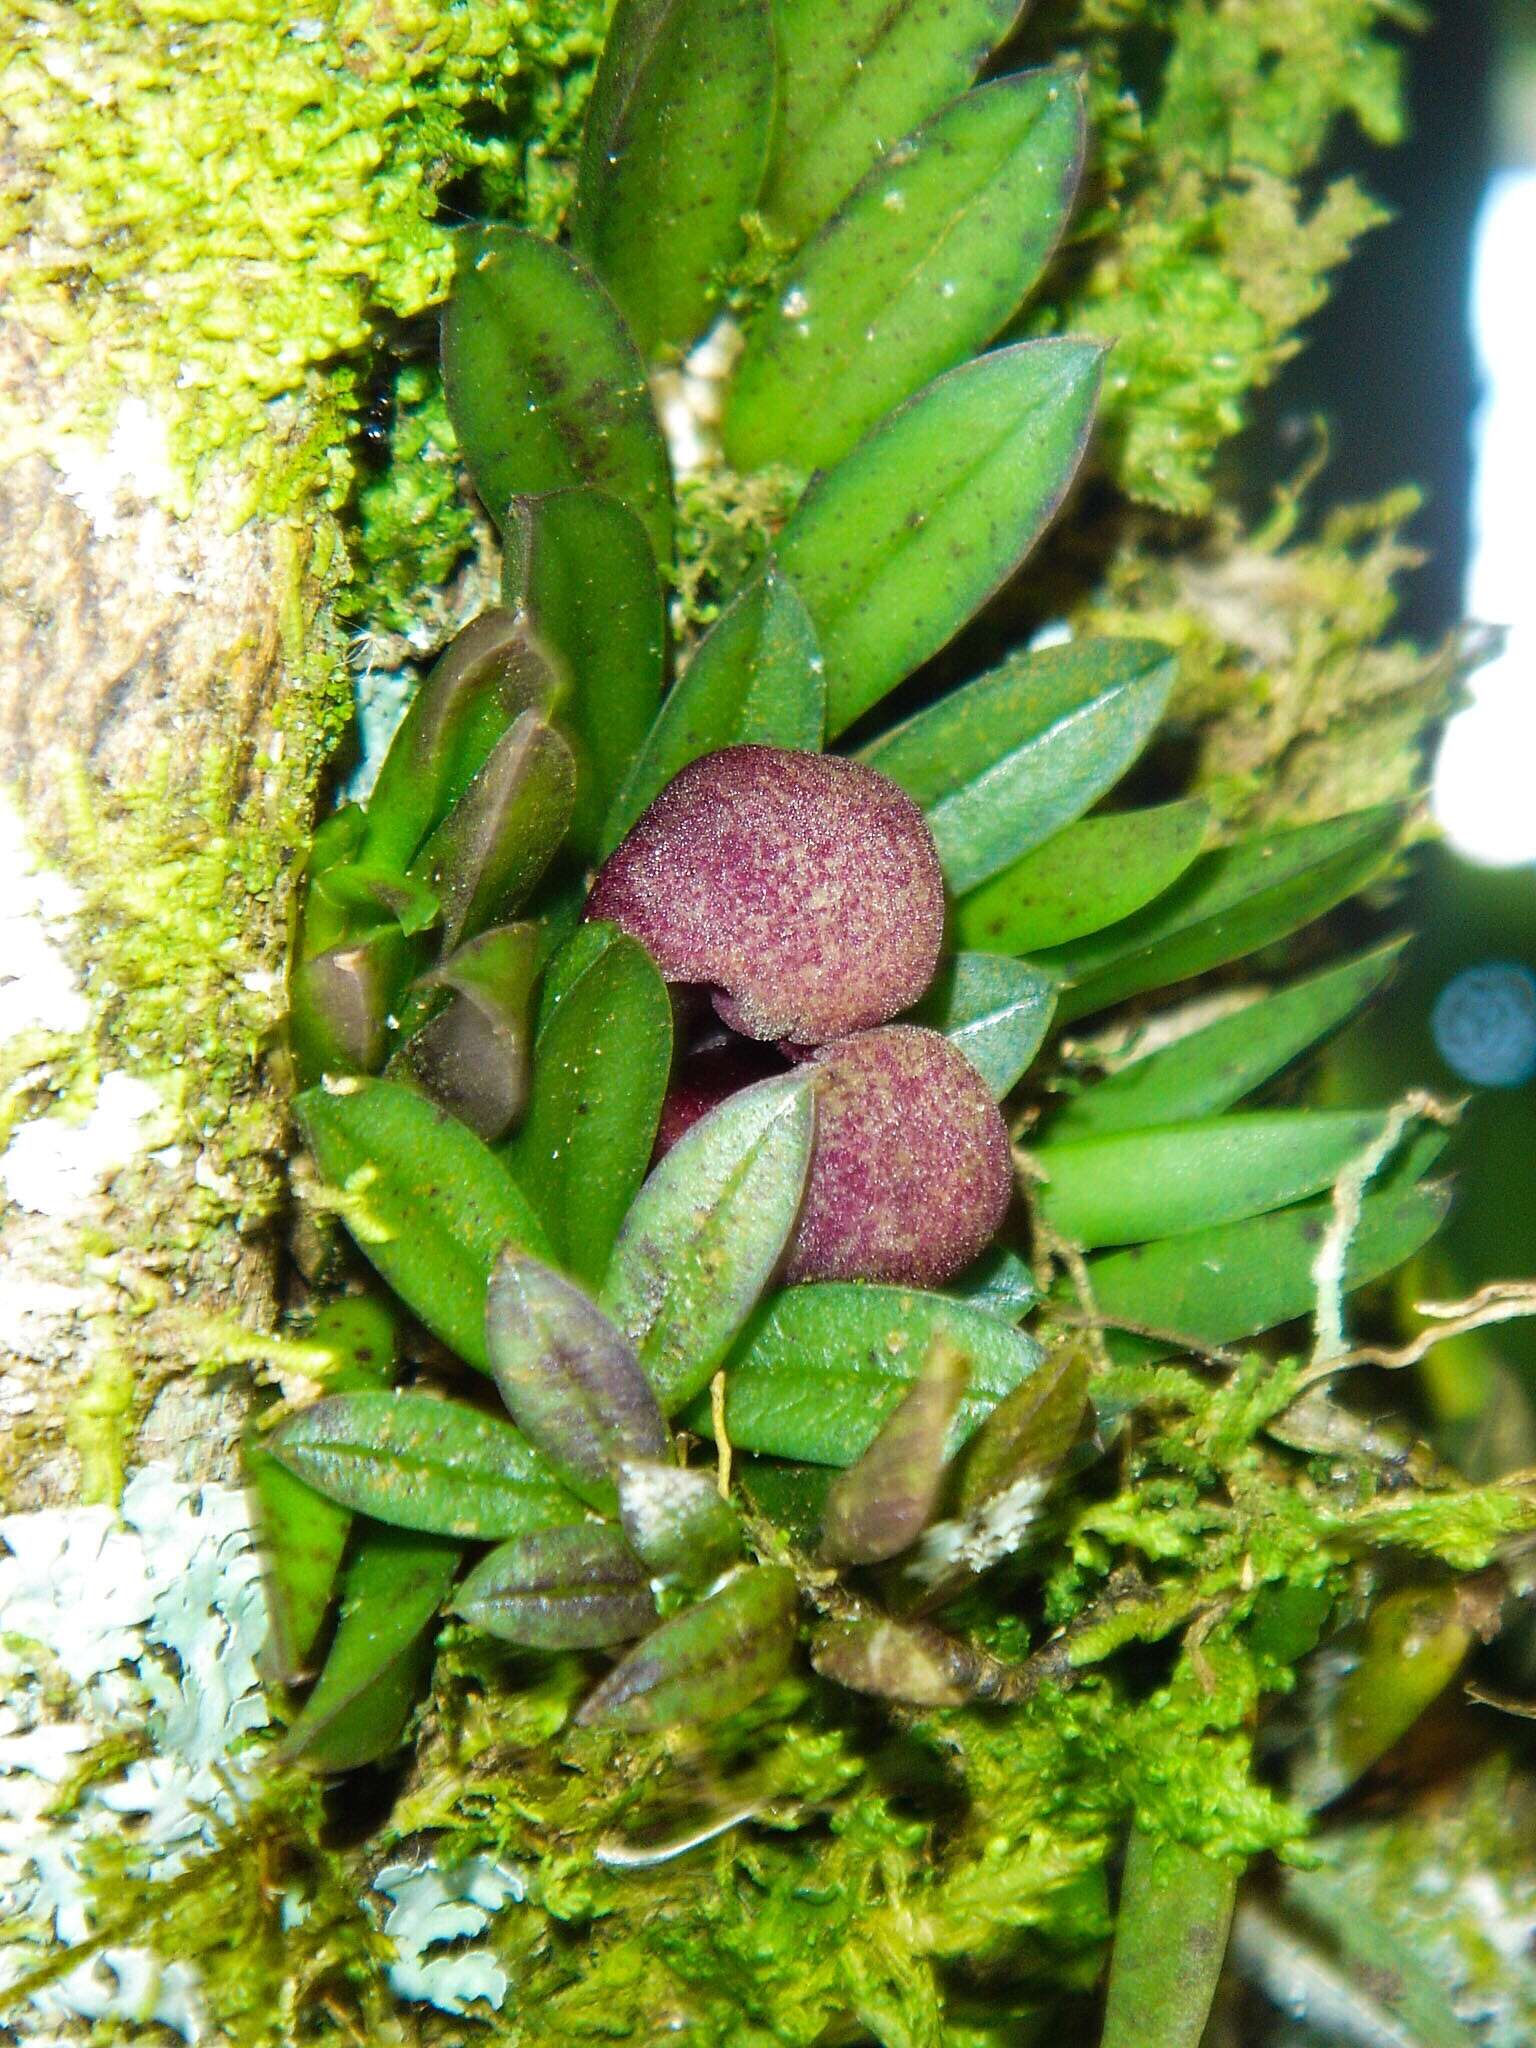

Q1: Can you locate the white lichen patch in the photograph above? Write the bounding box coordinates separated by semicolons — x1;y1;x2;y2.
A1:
51;399;181;544
906;1472;1051;1587
0;1465;268;2039
372;1856;526;2016
0;792;88;1048
654;318;743;480
1;1070;169;1219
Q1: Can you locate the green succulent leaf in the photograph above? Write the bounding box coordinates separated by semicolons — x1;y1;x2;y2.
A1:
395;923;541;1143
296;1078;553;1372
1052;940;1408;1140
818;1336;969;1566
246;1298;397;1685
311;863;441;939
1100;1825;1238;2048
603;567;824;852
604;1071;816;1412
572;0;774;360
708;1284;1043;1466
760;0;1023;247
862;639;1176;893
273;1525;460;1771
503;922;674;1287
1034;1108;1409;1250
359;610;559;874
953;799;1212;957
503;489;666;859
777;342;1104;738
1042;807;1404;1022
441;227;673;560
615;1459;744;1588
267;1391;586;1541
911;951;1057;1098
1086;1176;1452;1356
574;1564;799;1729
454;1524;656;1650
726;72;1083;474
409;711;575;950
290;925;415;1085
486;1250;670;1514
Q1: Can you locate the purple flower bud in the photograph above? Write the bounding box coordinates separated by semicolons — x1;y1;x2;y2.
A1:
586;745;944;1045
787;1025;1012;1287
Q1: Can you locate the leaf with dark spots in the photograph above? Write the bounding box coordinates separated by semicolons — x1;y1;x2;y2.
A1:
760;0;1023;246
818;1337;968;1566
267;1391;587;1541
616;1458;743;1588
573;0;775;358
1100;1825;1239;2048
575;1566;798;1729
297;1077;552;1372
409;711;575;950
455;1524;656;1650
441;227;673;560
486;1250;669;1514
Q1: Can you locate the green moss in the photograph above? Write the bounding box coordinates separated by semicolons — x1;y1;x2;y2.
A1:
1;0;603;498
349;365;479;640
1025;0;1418;511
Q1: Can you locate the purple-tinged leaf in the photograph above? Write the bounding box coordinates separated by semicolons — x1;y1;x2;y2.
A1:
810;1614;979;1707
818;1338;968;1566
455;1524;656;1649
396;923;540;1142
575;1566;798;1729
486;1251;669;1514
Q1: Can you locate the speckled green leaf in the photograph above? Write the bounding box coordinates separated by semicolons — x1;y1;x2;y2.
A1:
360;610;559;874
395;923;540;1143
296;1078;553;1373
409;711;575;950
575;1565;798;1729
1087;1177;1452;1355
502;489;666;859
1052;941;1407;1140
486;1250;669;1514
1101;1825;1238;2048
502;923;673;1287
616;1459;744;1588
1035;1109;1402;1250
708;1285;1042;1466
268;1391;584;1540
602;568;824;853
862;640;1175;893
441;227;673;559
604;1071;816;1412
246;1298;397;1685
910;952;1056;1098
1042;807;1403;1022
818;1337;968;1565
455;1524;656;1650
777;343;1103;738
572;0;774;359
728;73;1083;474
953;800;1211;958
760;0;1023;246
275;1525;459;1771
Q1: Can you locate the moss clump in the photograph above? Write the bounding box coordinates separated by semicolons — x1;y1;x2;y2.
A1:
1024;0;1417;512
0;0;603;497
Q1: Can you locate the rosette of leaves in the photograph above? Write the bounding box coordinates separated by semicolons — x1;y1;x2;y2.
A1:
263;1;1465;2028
